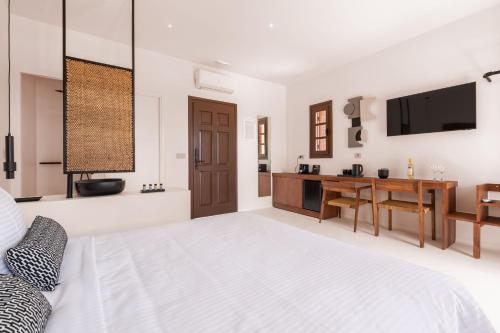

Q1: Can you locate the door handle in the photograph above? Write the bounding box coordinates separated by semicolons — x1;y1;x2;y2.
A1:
195;148;205;168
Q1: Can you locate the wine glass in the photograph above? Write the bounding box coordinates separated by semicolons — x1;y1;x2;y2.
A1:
437;165;445;181
431;164;438;180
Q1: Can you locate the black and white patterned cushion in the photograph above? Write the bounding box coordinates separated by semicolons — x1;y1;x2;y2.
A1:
0;274;52;333
5;216;68;291
0;187;28;274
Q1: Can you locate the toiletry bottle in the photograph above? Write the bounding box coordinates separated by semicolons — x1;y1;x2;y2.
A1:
407;158;415;180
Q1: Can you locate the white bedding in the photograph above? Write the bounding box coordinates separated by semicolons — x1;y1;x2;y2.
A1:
46;212;494;333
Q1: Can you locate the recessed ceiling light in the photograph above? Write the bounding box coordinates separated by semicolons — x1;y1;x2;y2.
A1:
268;23;274;29
215;60;230;66
167;23;174;29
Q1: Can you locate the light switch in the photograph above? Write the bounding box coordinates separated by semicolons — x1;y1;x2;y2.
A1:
176;153;186;159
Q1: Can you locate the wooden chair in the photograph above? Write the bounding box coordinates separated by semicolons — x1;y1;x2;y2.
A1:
319;181;373;232
374;179;435;248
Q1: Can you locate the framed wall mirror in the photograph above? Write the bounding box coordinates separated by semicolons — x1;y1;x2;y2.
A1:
257;116;271;197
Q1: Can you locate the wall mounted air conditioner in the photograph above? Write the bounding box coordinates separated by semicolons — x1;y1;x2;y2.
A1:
195;69;235;94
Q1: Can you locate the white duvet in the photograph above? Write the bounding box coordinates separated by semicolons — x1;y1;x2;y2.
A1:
45;212;494;333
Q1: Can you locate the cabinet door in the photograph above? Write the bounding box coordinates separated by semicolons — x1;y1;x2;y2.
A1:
273;176;302;208
258;173;271;197
287;178;303;208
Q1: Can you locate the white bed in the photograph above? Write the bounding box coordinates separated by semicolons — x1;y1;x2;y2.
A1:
43;212;494;333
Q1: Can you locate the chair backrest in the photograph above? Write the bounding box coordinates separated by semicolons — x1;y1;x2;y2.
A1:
374;179;420;193
321;181;356;194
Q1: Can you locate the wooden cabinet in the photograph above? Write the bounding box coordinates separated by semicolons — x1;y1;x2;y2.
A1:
273;175;302;208
258;172;271;197
273;173;339;219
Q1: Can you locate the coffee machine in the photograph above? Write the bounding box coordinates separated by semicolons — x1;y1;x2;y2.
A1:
298;164;309;174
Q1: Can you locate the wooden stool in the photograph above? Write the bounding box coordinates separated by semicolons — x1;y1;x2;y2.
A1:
374;179;435;248
319;181;373;233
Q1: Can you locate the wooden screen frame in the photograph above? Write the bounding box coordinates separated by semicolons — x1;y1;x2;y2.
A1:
62;0;135;198
64;57;135;173
309;100;333;158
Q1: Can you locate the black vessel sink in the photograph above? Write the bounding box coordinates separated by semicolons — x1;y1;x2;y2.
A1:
75;179;125;197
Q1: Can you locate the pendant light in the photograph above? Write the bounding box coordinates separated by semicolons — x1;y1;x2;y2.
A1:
3;0;16;179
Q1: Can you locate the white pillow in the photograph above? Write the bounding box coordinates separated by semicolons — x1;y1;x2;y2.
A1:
0;187;28;273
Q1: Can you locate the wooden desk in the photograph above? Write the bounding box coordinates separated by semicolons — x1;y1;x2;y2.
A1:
272;173;458;250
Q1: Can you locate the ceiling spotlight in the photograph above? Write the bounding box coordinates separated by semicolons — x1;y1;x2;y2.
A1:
268;23;274;29
215;60;230;67
167;23;173;29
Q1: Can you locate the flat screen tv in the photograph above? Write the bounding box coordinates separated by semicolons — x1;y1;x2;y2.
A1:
387;82;476;136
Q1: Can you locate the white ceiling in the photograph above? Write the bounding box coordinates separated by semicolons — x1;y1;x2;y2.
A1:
11;0;500;84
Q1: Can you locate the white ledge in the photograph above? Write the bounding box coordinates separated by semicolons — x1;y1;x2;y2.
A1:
17;188;191;237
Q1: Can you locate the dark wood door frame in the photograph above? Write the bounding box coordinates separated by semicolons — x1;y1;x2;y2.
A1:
188;96;238;218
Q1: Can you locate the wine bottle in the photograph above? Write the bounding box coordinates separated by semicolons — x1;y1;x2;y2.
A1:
407;158;415;179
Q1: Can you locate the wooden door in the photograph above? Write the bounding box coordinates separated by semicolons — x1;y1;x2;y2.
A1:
189;97;237;218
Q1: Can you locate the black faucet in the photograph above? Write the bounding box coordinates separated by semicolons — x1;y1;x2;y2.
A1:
483;70;500;82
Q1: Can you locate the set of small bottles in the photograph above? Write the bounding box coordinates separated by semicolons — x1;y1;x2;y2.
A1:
141;183;165;193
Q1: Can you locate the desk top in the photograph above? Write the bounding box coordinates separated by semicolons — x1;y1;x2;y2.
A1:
272;172;457;190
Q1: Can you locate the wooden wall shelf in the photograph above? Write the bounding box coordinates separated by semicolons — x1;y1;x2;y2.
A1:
479;200;500;208
481;216;500;226
448;184;500;259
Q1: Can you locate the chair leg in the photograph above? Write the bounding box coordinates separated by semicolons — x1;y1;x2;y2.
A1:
388;210;393;231
473;223;481;259
431;209;436;241
387;191;392;230
319;189;327;223
354;206;359;232
370;203;375;227
430;190;436;240
419;212;425;248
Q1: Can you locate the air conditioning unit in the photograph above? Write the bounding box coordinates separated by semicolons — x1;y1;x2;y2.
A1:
195;69;235;94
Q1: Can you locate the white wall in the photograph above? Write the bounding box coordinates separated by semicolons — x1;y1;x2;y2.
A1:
287;6;500;247
20;74;36;195
34;76;65;195
2;15;287;213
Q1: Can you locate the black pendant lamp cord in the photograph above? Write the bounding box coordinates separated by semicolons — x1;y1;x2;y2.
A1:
7;0;11;134
4;0;16;180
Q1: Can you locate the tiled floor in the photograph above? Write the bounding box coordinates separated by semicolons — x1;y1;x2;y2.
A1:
253;208;500;331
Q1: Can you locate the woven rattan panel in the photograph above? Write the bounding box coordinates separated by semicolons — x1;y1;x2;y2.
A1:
65;57;134;173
